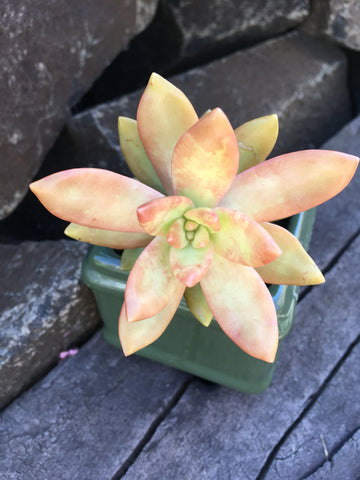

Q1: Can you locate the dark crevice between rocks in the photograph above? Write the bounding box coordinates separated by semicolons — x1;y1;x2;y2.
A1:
0;323;101;414
256;332;360;480
110;376;193;479
346;49;360;116
299;424;360;480
298;226;360;303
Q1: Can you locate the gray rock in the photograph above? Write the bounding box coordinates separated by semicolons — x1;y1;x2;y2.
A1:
0;0;158;220
0;332;189;479
119;238;360;478
0;240;99;410
45;31;351;177
166;0;309;61
309;116;360;270
307;429;360;480
305;0;360;51
264;341;360;479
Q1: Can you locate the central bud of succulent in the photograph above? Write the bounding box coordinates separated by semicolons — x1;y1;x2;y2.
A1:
166;207;221;250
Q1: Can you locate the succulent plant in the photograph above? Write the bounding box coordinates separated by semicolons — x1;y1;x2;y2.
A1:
30;73;359;364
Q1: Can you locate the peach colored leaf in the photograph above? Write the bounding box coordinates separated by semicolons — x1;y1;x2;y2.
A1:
191;225;210;248
137;196;194;235
137;73;198;194
125;236;182;322
220;150;359;223
211;207;281;267
118;117;165;193
172;108;239;207
30;168;163;232
119;283;185;356
65;223;152;249
184;207;220;232
256;222;325;285
235;114;278;173
184;284;213;327
200;253;278;363
167;218;189;248
169;242;214;287
120;248;144;271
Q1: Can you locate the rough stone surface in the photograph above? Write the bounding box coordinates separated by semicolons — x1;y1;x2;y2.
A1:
305;0;360;51
308;116;360;271
264;342;360;479
308;429;360;479
0;240;99;410
0;332;189;479
119;238;360;478
166;0;310;61
0;0;158;220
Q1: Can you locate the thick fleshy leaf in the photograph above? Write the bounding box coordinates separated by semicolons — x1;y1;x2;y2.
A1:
170;242;214;287
211;208;281;267
167;218;189;248
184;208;220;232
235;114;278;173
184;284;213;327
172;108;239;207
119;283;185;356
137;73;198;194
256;222;325;285
118;117;165;193
125;236;182;322
220;150;359;223
120;248;144;271
201;253;278;363
30;168;163;232
137;196;194;235
192;225;210;248
65;223;152;249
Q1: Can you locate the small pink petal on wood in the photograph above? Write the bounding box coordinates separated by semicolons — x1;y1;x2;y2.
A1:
170;242;214;287
118;116;165;193
184;208;220;232
30;168;163;232
65;223;152;249
137;73;198;194
172;108;239;207
184;284;213;327
211;207;281;267
125;236;182;322
119;283;185;356
201;253;278;363
137;196;193;235
235;114;278;173
167;218;189;248
256;222;325;285
220;150;359;223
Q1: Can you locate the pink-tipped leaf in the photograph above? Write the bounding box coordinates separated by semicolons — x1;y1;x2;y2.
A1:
167;218;189;248
220;150;359;223
201;253;278;363
184;208;220;233
170;242;214;287
211;208;281;267
172;108;239;207
125;236;182;322
137;73;198;194
256;222;325;285
30;168;163;233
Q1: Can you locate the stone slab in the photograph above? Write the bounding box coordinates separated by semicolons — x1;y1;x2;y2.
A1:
0;332;189;479
0;240;99;410
308;429;360;480
165;0;309;61
0;0;157;219
119;236;360;478
264;341;360;478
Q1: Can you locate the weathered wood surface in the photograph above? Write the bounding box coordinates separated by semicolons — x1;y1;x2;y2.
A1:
1;124;359;479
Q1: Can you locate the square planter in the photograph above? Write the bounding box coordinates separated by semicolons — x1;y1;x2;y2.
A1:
82;209;316;393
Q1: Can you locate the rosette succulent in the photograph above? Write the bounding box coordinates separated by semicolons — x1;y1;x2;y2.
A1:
30;73;359;364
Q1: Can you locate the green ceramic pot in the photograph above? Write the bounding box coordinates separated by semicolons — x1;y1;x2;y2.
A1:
82;209;316;393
